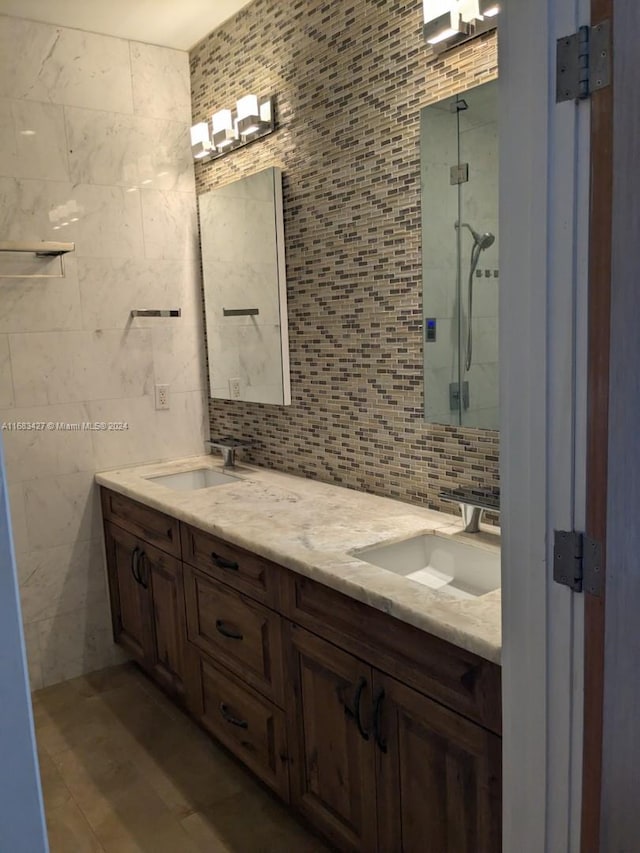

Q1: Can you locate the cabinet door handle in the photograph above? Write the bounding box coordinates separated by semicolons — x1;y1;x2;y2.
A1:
344;676;370;741
219;702;248;729
131;546;142;585
138;551;149;589
166;527;173;540
215;619;243;640
373;687;387;753
211;551;239;571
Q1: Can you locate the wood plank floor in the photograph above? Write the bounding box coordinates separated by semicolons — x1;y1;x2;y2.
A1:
33;663;331;852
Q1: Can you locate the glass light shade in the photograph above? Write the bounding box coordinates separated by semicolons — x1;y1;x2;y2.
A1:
479;0;500;15
212;109;233;134
190;122;212;159
422;0;453;24
236;95;259;121
458;0;480;22
425;10;466;44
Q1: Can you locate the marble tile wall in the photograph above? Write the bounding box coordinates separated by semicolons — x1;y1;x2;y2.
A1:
0;15;206;689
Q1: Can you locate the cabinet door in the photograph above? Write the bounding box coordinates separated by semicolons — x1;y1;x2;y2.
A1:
104;521;153;664
143;543;188;699
374;672;501;853
286;623;378;853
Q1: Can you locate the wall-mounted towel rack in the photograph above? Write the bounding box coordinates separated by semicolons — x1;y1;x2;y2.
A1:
0;241;75;279
223;307;259;317
130;309;182;318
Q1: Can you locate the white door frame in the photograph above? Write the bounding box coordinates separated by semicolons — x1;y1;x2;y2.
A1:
500;0;590;849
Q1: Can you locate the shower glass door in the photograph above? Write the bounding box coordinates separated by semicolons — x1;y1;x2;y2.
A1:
421;79;499;429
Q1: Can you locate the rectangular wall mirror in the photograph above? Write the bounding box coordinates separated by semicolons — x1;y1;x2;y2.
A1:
199;167;291;405
421;79;499;430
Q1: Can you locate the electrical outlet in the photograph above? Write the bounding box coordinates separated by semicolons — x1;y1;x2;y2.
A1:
155;384;170;410
229;378;241;400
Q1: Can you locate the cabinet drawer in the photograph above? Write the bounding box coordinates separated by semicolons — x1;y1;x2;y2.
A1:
285;574;502;735
181;523;282;607
194;654;289;800
101;488;180;558
184;564;285;705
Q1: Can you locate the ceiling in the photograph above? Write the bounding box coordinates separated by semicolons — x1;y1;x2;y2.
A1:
0;0;254;50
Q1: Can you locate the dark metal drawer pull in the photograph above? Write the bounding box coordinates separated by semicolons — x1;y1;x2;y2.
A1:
215;620;243;641
219;702;248;729
211;551;239;571
343;676;369;741
373;688;387;753
137;551;148;590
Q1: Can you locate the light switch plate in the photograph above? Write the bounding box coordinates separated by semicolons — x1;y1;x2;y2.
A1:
229;378;241;399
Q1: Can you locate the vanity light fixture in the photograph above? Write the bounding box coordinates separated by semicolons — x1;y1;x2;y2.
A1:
423;0;499;52
479;0;500;16
190;122;212;159
190;94;275;163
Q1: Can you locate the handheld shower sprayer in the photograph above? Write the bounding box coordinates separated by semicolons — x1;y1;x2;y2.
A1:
454;221;496;371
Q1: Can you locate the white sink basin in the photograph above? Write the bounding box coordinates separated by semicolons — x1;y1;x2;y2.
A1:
355;533;500;599
146;468;239;491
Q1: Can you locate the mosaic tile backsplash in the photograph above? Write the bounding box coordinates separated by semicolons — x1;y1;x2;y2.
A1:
190;0;499;515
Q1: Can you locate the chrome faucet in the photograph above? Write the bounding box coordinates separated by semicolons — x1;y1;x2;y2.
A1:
439;487;500;533
205;437;249;469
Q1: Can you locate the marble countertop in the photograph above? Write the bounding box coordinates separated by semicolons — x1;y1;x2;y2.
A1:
96;456;502;665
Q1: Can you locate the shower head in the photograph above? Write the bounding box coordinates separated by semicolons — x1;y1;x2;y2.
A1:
456;221;495;251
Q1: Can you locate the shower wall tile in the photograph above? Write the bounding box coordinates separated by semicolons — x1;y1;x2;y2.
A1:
0;257;82;334
140;189;199;259
191;0;499;512
0;335;14;408
0;16;134;113
23;471;100;552
78;257;202;331
0;402;94;483
7;482;28;556
9;329;154;407
0;16;204;687
130;42;192;122
18;539;106;624
65;107;194;192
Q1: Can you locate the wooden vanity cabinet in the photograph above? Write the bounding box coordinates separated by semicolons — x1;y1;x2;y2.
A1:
286;623;379;852
102;494;189;703
101;488;502;853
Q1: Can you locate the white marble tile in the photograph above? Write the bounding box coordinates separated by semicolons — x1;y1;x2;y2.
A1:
0;335;14;408
0;256;82;334
8;99;69;181
7;481;28;554
72;184;144;258
154;391;206;460
152;325;205;393
472;317;499;364
423;318;457;370
89;395;159;471
0;17;134;113
130;42;192;122
141;190;198;259
37;602;118;688
9;329;153;407
0;98;18;176
0;402;94;483
66;106;194;191
202;260;282;327
19;538;106;624
0;176;77;244
78;257;201;331
23;471;100;551
22;620;43;691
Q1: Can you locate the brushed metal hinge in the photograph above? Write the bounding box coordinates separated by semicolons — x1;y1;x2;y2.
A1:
553;530;603;596
556;20;611;103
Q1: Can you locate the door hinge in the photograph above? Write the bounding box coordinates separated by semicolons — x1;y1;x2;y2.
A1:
553;530;603;596
556;20;611;103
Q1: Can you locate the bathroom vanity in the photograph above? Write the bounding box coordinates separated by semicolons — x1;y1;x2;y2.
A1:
97;457;502;852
